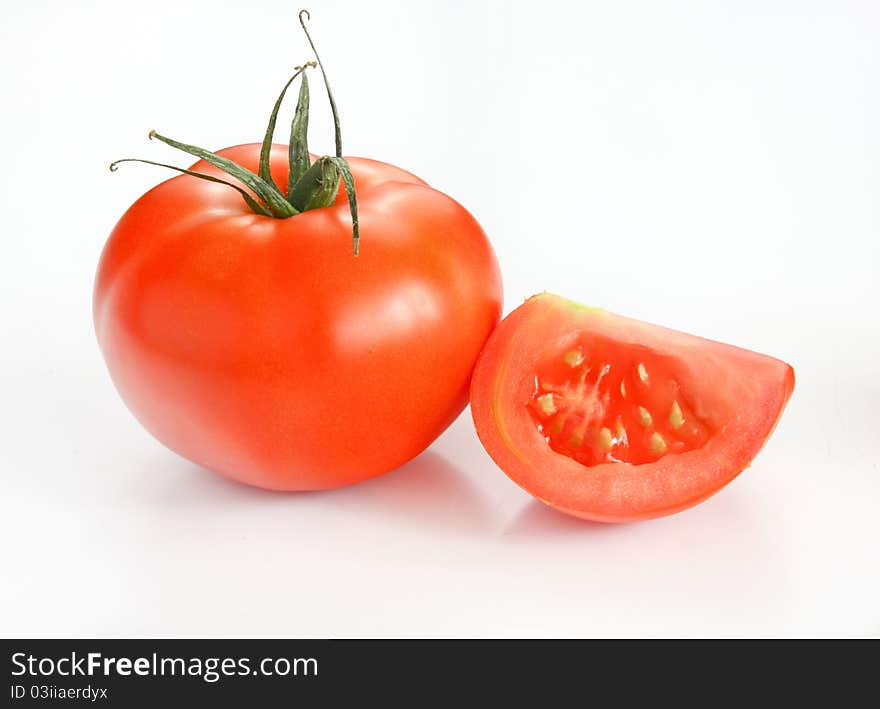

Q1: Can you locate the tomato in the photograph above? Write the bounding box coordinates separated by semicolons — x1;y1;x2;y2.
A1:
95;144;502;490
469;293;794;522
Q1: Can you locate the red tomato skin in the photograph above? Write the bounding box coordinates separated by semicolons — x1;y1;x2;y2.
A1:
95;144;502;490
470;294;795;522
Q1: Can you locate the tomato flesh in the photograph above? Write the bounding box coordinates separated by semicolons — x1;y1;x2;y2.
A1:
470;294;795;522
527;333;711;467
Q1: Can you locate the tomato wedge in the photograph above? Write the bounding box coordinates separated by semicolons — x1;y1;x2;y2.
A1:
470;293;795;522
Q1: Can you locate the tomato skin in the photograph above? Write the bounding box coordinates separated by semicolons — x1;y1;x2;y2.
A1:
95;144;502;490
470;294;794;522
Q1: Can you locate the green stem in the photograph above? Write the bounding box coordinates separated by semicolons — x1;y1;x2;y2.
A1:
299;9;342;158
259;62;315;191
109;158;272;216
288;156;340;212
150;130;298;217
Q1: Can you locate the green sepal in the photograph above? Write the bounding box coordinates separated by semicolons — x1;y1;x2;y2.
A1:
299;10;342;157
288;72;312;200
329;157;360;255
259;63;314;193
150;130;297;217
109;158;272;216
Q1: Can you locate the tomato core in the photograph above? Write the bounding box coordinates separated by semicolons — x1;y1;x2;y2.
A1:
527;333;712;466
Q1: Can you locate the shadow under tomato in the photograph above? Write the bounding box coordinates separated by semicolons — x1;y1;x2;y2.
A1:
500;478;786;610
503;500;622;536
504;480;772;540
502;478;781;571
161;449;494;535
308;450;495;535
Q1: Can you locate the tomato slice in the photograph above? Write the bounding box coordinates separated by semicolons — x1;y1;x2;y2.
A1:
470;293;795;522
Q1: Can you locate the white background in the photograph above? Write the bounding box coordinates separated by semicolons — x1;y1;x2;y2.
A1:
1;0;878;637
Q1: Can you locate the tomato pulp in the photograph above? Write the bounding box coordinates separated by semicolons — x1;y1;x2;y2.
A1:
470;294;794;522
95;145;503;490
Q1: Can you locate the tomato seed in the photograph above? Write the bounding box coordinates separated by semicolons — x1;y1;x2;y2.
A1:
669;400;684;429
564;349;584;367
650;432;667;454
536;393;557;415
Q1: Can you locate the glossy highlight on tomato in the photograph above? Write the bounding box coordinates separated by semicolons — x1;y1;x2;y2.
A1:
470;293;794;522
95;144;502;490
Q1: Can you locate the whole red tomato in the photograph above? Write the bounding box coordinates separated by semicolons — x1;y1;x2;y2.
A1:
95;143;502;489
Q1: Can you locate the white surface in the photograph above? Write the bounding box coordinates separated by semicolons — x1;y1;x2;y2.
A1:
1;0;878;638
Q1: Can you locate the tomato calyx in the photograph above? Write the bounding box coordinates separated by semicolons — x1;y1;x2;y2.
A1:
109;9;362;254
